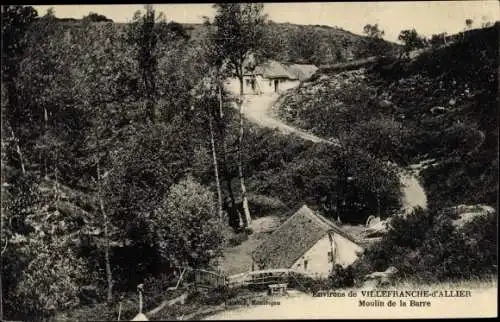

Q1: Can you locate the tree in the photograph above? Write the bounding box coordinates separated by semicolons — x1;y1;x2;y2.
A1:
363;23;388;56
398;29;427;58
430;32;448;47
363;23;385;39
83;12;113;22
288;26;322;64
261;20;289;62
465;18;474;30
69;21;139;302
165;21;189;40
127;5;166;124
153;176;225;270
209;3;268;229
44;7;55;18
191;71;225;221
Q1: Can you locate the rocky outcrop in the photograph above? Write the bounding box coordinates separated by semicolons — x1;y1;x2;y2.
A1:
443;204;496;230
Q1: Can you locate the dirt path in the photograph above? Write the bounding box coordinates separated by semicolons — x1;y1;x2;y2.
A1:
239;92;427;212
241;94;338;145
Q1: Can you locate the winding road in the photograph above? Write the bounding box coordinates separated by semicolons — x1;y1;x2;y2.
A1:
239;92;427;213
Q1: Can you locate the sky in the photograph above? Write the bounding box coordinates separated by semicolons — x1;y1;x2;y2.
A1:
33;1;499;42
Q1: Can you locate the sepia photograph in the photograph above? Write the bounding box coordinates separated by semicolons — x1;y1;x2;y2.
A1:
1;1;498;320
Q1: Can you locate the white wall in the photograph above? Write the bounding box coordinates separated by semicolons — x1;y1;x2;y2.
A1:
224;77;252;95
333;233;364;268
290;234;335;278
225;76;300;96
290;232;363;278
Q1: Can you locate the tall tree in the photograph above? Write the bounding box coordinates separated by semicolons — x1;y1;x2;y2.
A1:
200;36;241;229
430;32;448;47
210;3;268;229
127;5;165;124
363;23;388;56
191;70;224;221
70;21;138;303
465;18;474;30
398;28;427;58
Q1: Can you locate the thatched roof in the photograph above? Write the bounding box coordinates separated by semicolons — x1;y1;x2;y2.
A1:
252;205;360;269
245;60;298;80
285;64;318;81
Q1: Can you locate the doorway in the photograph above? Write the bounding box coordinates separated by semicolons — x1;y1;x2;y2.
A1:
274;79;279;93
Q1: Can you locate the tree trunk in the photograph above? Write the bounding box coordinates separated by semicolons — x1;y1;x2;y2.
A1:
97;160;113;302
218;84;224;118
237;75;252;228
376;190;381;218
0;271;3;322
44;106;48;179
214;98;236;208
143;68;157;124
208;112;223;221
10;129;25;175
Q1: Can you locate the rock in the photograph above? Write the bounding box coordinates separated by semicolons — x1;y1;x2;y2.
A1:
131;313;149;321
378;99;394;109
430;106;446;114
364;219;390;237
365;215;381;228
363;266;399;288
448;204;496;229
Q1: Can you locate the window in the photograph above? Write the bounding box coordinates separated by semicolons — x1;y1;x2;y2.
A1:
328;251;333;263
304;260;308;270
245;79;250;86
269;81;272;87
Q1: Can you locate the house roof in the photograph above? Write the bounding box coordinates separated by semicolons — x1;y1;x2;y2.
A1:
252;205;361;269
285;64;319;81
245;59;298;80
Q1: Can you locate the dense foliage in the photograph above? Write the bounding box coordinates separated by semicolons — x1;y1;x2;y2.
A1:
352;207;497;282
2;5;497;319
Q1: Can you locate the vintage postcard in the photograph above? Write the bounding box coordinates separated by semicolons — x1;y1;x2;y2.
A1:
1;1;498;320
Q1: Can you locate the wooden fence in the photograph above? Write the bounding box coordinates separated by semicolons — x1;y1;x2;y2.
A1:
193;268;227;289
179;267;309;291
227;268;307;288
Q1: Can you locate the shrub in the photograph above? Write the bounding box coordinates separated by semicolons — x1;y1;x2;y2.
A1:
287;274;331;293
8;236;89;319
153;175;225;271
355;207;497;283
330;264;356;288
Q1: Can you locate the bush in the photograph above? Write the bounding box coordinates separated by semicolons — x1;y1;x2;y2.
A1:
8;237;89;319
330;264;356;288
246;193;288;218
153;175;225;271
287;274;331;293
354;207;497;283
